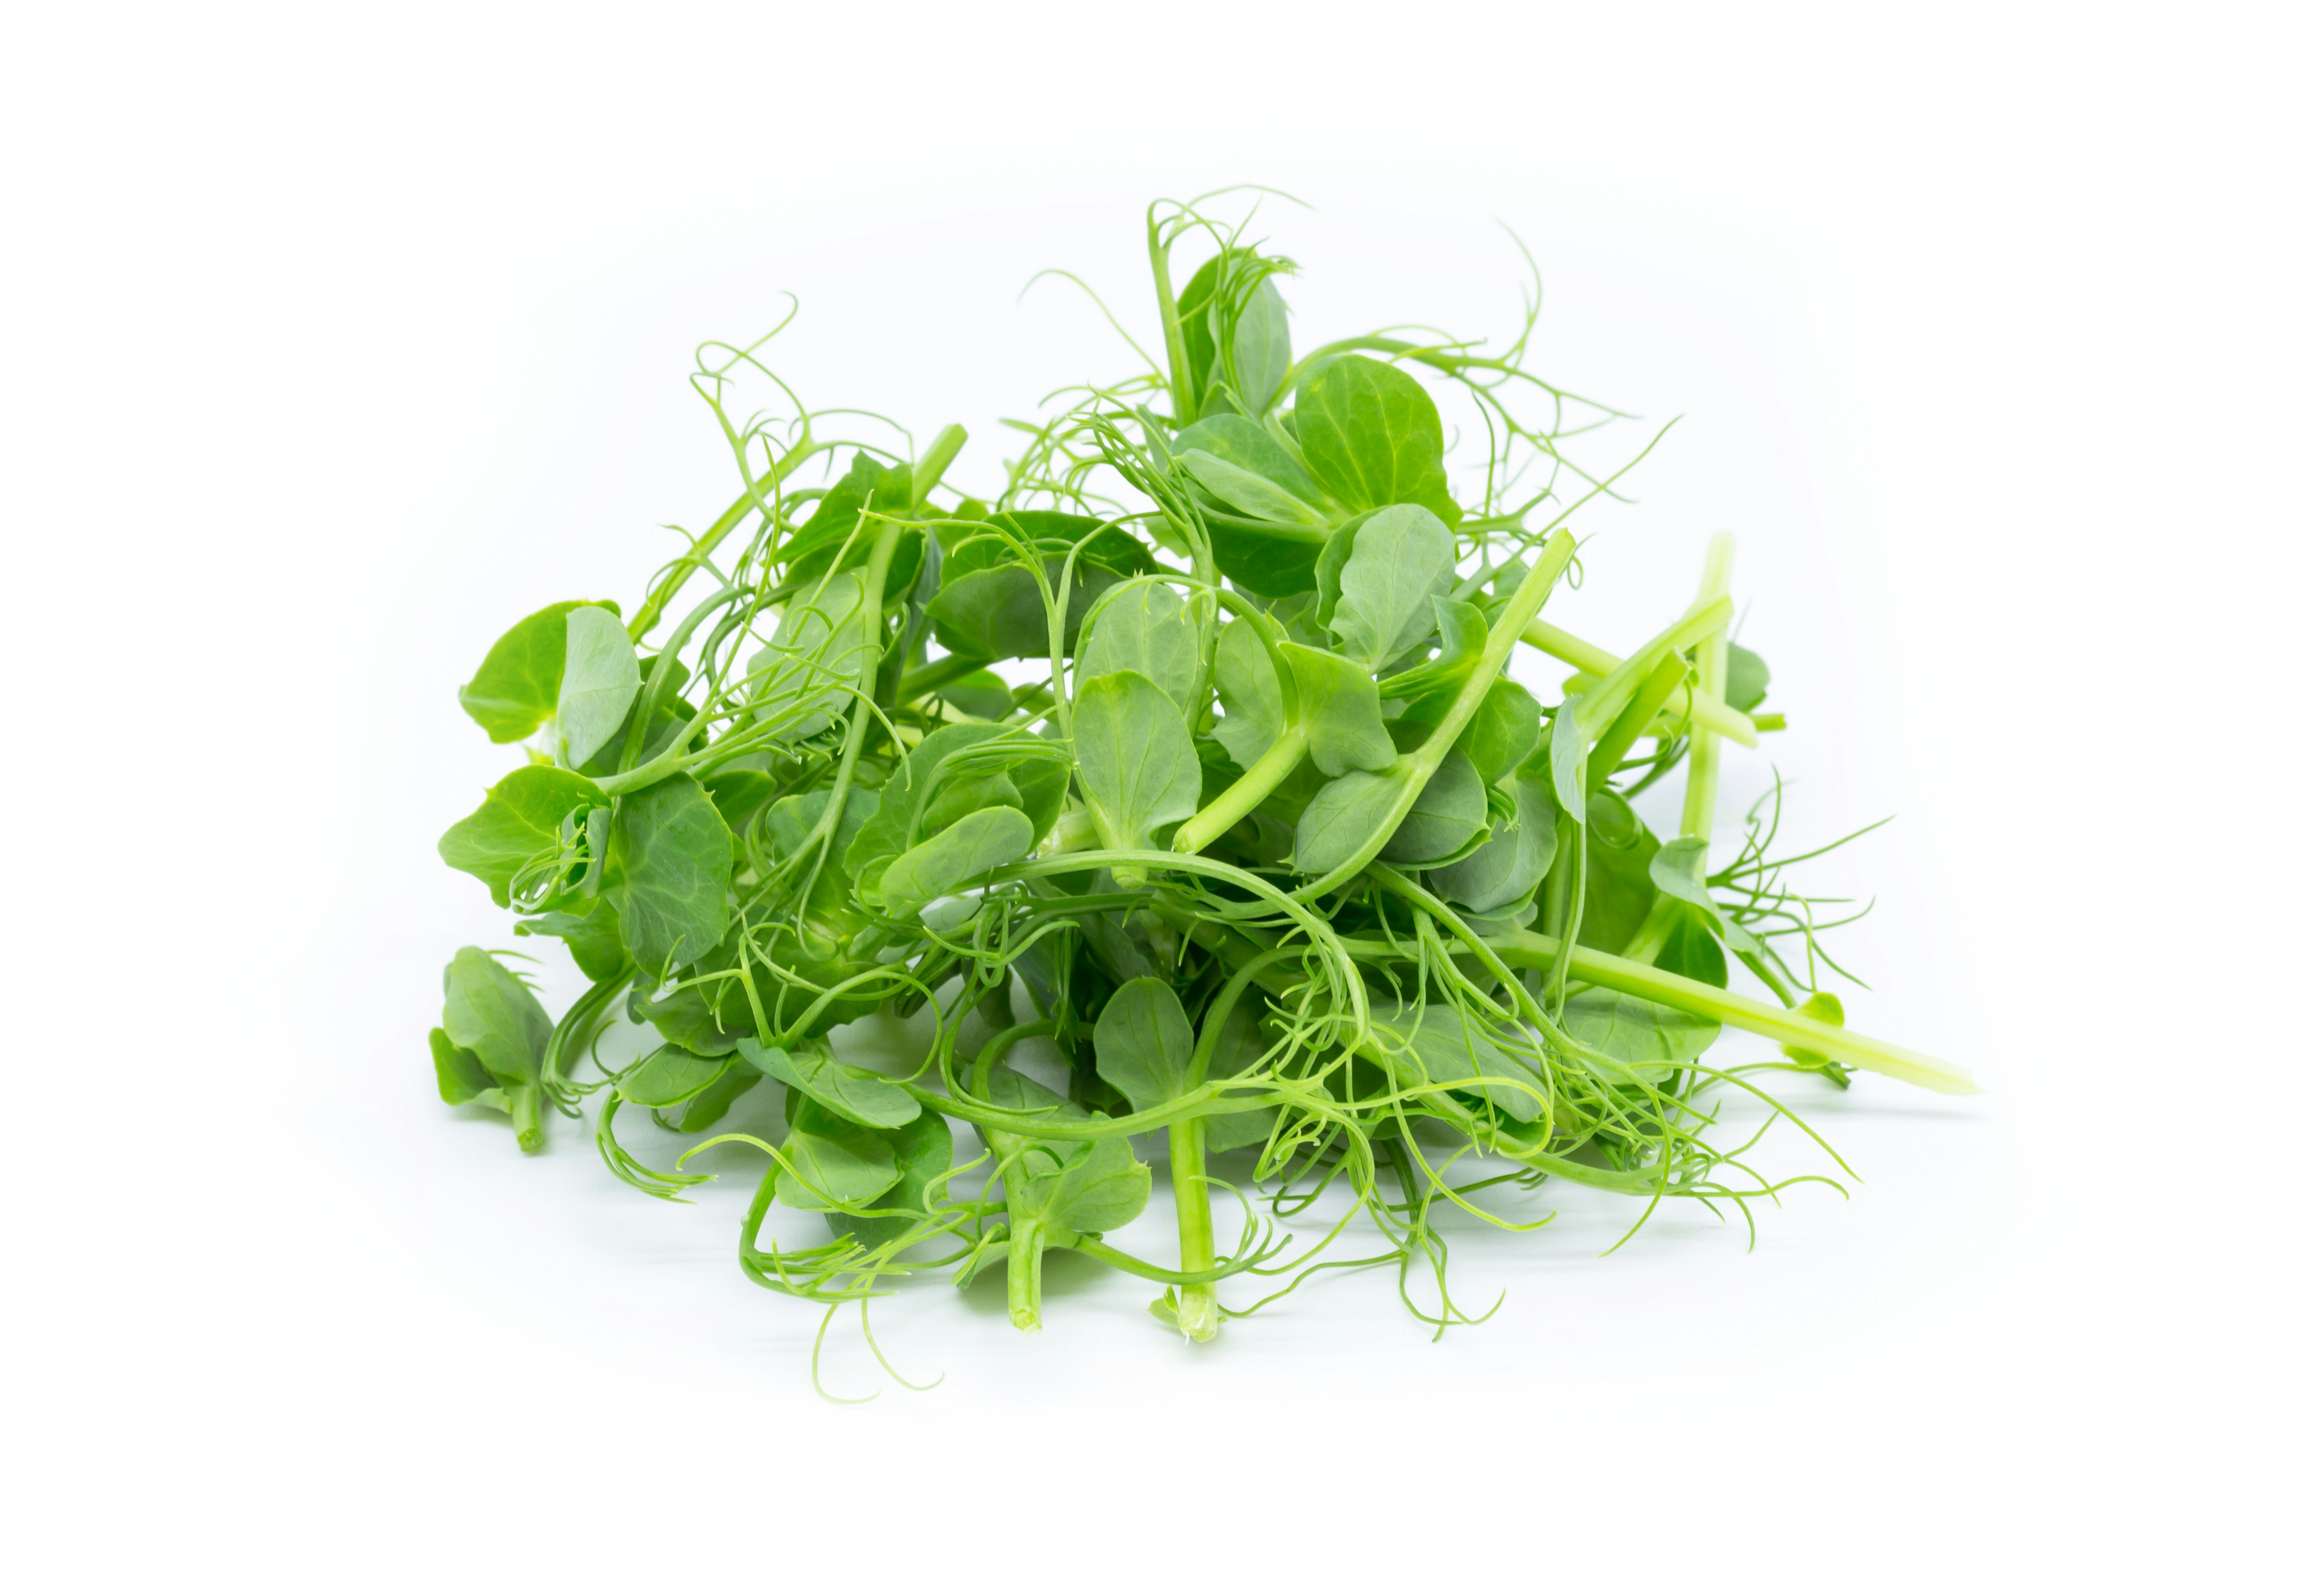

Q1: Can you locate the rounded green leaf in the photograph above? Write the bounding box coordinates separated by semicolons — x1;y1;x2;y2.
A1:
457;600;612;744
1079;579;1199;713
739;1037;923;1128
1457;678;1543;787
775;1099;903;1211
1280;643;1396;776
1431;776;1559;913
440;946;549;1088
874;805;1035;918
1292;764;1411;876
606;773;732;972
1293;354;1459;523
1381;749;1486;863
1326;504;1455;672
1563;988;1721;1083
1093;978;1195;1114
616;1046;734;1108
1212;618;1287;770
556;605;643;767
1073;671;1199;851
437;765;605;908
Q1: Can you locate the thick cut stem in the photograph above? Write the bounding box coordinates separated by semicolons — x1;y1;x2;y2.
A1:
1006;1210;1045;1331
511;1082;545;1154
1166;1117;1220;1341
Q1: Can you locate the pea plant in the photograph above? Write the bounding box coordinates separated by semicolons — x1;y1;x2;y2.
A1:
428;193;1972;1381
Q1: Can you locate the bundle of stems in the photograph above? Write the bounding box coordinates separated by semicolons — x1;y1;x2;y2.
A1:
427;193;1970;1375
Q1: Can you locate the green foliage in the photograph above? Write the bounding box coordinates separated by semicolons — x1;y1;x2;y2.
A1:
1073;671;1199;851
1294;355;1460;524
426;194;1958;1368
457;599;615;743
438;766;603;908
607;774;732;971
556;605;643;767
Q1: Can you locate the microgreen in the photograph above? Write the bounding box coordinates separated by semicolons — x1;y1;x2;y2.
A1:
426;194;1973;1387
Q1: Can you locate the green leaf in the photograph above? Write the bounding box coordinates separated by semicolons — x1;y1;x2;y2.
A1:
827;1107;956;1247
437;765;605;907
1579;789;1662;952
1228;275;1292;411
1292;764;1411;875
845;722;1021;875
745;568;876;741
1073;671;1200;851
921;772;1022;838
555;606;642;767
440;946;549;1088
779;452;916;593
1546;703;1588;820
1563;988;1721;1083
513;896;630;982
1176;415;1325;508
666;1061;762;1132
1020;1134;1151;1237
456;600;613;743
737;1037;923;1128
764;786;879;925
1780;991;1846;1068
1370;1000;1547;1124
1280;643;1396;776
429;1026;501;1108
1080;578;1199;713
1093;977;1195;1114
1725;643;1770;713
1381;749;1486;863
1311;511;1366;631
873;806;1035;919
1456;678;1542;787
1212;618;1286;770
616;1046;733;1108
1181;450;1329;527
606;774;732;972
1172;414;1334;594
701;767;777;832
926;513;1151;660
775;1097;902;1211
1431;775;1559;913
1654;909;1729;988
1293;354;1459;523
936;668;1015;720
1326;504;1455;671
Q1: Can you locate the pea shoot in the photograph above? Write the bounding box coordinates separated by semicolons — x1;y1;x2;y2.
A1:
427;193;1972;1376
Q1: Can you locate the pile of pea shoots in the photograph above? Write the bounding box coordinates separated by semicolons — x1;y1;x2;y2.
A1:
428;194;1973;1375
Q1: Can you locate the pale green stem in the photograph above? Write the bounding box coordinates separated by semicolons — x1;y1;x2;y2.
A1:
1495;932;1979;1094
1628;536;1734;964
1173;721;1308;853
1524;619;1757;747
1166;1118;1219;1341
1006;1209;1044;1331
511;1082;545;1154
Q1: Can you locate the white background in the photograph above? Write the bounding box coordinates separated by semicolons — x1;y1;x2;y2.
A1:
5;3;2317;1579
